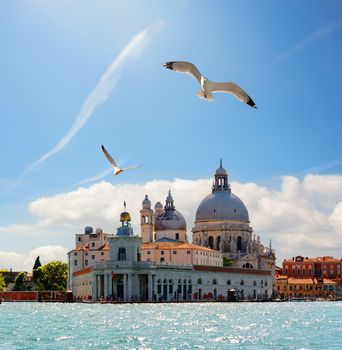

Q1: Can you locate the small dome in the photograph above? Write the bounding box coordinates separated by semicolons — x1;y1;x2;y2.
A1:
142;195;151;209
120;211;131;223
215;158;227;176
195;191;249;222
155;201;163;209
155;210;187;231
215;166;227;176
166;191;173;202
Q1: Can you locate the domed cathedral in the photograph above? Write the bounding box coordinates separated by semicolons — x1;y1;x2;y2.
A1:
192;160;275;273
140;191;187;243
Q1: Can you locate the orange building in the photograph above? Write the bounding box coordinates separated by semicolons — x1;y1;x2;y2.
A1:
141;241;223;266
276;276;337;300
282;256;341;281
276;255;342;300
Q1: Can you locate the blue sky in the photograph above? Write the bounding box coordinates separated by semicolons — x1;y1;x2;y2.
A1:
1;1;342;269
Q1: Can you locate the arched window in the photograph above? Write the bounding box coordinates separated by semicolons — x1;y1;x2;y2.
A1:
160;257;165;263
240;280;244;286
237;236;242;251
197;278;202;285
227;280;231;285
213;279;217;285
216;236;221;250
175;233;179;240
208;236;214;249
242;263;254;269
157;279;161;294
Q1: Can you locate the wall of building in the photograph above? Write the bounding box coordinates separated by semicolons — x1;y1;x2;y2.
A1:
282;256;342;280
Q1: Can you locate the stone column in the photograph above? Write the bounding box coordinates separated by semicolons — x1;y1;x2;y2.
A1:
104;272;108;299
148;274;153;301
123;274;128;301
109;273;113;298
98;274;102;299
92;274;97;302
127;273;133;302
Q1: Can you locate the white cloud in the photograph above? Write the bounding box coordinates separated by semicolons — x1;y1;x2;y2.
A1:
1;174;342;267
0;245;68;271
22;20;164;175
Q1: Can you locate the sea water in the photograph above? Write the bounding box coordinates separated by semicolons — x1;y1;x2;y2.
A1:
0;301;341;349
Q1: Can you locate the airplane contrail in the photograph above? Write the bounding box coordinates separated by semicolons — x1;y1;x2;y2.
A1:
21;20;164;177
272;20;340;66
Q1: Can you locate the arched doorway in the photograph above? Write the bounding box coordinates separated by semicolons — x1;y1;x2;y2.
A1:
117;277;124;300
237;236;242;251
208;236;214;249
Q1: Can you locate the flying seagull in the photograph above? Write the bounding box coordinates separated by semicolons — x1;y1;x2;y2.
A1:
163;61;257;108
101;145;143;176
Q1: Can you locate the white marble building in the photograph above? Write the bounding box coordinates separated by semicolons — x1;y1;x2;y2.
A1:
71;208;274;302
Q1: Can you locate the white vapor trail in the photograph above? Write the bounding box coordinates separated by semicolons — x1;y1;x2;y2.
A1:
272;20;340;66
75;167;113;186
293;158;342;177
22;20;164;176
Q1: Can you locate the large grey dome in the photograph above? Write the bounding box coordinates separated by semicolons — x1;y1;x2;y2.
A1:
155;210;187;231
195;191;249;222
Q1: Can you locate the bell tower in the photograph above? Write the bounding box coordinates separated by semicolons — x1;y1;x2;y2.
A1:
140;195;153;243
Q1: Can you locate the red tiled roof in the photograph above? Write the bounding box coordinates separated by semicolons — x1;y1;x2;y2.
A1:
73;267;93;276
142;242;219;253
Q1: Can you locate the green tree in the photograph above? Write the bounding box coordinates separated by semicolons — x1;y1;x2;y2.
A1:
223;257;234;267
33;256;42;270
0;273;6;291
35;261;67;291
13;272;26;291
32;256;42;283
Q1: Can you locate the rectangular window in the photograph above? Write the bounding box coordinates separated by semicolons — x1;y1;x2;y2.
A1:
85;260;88;266
92;242;95;248
118;248;126;261
147;251;151;255
78;237;81;242
85;252;88;256
101;252;104;256
92;255;95;260
74;260;78;266
187;250;191;254
161;251;164;255
173;251;177;254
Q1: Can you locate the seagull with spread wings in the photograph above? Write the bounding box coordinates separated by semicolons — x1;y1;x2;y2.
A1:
101;145;143;176
163;61;257;108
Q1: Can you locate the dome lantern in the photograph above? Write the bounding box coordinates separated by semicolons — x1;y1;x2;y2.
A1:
212;159;230;193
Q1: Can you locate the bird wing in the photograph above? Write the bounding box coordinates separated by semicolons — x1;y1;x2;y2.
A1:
123;164;143;171
101;144;118;167
163;61;202;85
208;82;257;108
